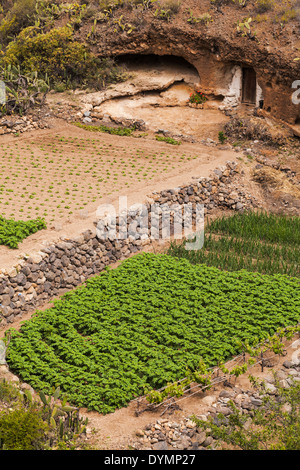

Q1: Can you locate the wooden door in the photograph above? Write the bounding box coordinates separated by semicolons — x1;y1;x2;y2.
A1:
242;68;257;104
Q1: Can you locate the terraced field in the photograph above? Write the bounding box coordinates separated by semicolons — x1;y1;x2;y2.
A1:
0;126;228;227
168;212;300;277
6;241;300;414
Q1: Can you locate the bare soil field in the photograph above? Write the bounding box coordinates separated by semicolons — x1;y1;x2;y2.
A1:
0;117;241;268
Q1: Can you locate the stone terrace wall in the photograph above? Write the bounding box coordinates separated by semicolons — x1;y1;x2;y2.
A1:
0;161;257;327
0;115;49;135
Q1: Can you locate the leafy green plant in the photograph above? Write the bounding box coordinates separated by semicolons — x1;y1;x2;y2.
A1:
237;17;256;39
0;215;46;248
155;135;181;145
6;252;300;414
218;131;227;144
189;90;208;104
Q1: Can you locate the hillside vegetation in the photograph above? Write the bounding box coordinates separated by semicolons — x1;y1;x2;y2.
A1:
0;0;299;114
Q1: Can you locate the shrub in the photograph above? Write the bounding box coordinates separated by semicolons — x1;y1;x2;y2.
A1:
0;407;48;450
0;379;89;450
189;90;208;104
224;116;283;144
0;0;36;43
1;26;97;87
218;131;227;144
255;0;274;13
1;26;127;90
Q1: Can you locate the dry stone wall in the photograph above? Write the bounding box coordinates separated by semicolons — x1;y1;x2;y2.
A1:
0;161;257;327
0;115;49;135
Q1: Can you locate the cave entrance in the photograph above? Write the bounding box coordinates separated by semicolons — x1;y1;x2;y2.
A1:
242;67;257;104
116;54;200;82
90;54;230;138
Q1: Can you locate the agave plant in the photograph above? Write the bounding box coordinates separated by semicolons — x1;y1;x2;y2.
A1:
0;64;49;115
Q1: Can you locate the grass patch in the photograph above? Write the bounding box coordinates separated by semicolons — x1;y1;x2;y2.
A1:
155;135;182;145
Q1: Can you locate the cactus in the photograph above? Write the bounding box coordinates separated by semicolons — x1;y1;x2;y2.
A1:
39;391;48;406
23;389;33;404
36;387;88;443
236;17;256;38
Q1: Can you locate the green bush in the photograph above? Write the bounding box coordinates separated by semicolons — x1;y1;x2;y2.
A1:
0;407;48;450
218;131;227;144
1;26;127;90
1;26;97;87
0;0;36;43
0;379;89;450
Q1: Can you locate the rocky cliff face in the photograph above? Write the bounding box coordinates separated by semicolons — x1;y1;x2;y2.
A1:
77;1;300;126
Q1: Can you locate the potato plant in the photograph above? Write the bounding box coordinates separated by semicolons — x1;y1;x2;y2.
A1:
6;253;300;414
0;215;46;248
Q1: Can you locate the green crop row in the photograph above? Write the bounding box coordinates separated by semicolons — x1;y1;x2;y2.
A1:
0;215;46;248
167;211;300;277
207;211;300;245
6;253;300;414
